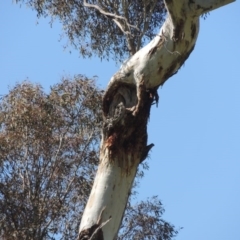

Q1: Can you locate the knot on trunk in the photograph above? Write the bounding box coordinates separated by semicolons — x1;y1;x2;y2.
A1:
102;79;157;165
78;224;103;240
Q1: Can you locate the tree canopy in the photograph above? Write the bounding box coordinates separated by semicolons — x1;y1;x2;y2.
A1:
15;0;166;60
2;0;236;239
0;77;178;239
0;77;102;239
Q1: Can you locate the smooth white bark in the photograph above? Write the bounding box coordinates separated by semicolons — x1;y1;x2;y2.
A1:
79;149;139;240
79;0;235;239
105;0;234;104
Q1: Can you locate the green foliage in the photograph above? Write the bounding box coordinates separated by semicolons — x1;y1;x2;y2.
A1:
14;0;166;61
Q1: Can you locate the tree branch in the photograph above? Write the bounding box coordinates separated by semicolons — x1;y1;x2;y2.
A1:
103;0;235;117
83;0;139;36
80;0;236;239
190;0;235;14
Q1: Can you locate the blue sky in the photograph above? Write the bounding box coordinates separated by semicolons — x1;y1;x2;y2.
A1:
1;1;240;240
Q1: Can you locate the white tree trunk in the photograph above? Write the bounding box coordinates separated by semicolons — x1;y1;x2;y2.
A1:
79;0;235;239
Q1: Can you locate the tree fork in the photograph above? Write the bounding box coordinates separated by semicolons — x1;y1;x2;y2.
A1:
79;0;235;239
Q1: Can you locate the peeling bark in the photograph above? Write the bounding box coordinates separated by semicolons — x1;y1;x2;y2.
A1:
79;0;235;239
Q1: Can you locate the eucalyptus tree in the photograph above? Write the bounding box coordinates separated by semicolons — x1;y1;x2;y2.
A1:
0;78;102;239
0;78;177;239
7;0;236;239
